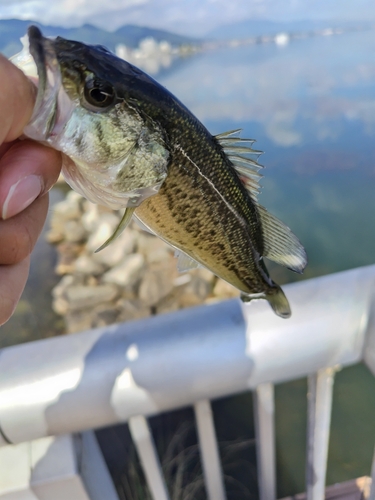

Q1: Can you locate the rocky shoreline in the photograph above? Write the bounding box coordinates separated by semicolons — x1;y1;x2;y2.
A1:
47;190;240;334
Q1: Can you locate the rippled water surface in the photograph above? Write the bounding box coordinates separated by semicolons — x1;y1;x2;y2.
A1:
1;28;375;495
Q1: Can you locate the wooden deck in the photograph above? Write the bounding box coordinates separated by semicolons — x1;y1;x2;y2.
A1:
280;476;371;500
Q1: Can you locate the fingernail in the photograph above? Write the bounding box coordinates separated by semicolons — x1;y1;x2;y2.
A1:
2;175;43;220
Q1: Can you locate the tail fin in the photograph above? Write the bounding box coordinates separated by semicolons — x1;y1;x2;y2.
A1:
266;286;291;318
241;285;291;318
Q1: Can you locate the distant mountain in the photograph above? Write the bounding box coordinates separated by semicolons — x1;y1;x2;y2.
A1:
0;19;198;57
207;18;371;39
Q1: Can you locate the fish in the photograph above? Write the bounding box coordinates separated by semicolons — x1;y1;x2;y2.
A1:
11;26;307;318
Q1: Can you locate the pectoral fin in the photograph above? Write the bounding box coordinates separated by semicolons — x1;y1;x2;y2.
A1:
95;207;135;253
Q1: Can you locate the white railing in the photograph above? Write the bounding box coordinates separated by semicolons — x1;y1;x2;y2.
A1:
1;265;375;499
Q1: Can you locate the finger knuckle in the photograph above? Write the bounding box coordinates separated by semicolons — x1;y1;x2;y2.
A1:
7;226;33;264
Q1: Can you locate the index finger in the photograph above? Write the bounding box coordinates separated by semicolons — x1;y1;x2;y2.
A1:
0;54;37;143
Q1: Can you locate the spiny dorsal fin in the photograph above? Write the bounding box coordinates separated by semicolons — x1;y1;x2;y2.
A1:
215;128;255;145
215;129;264;201
95;207;135;253
216;130;306;274
257;205;307;274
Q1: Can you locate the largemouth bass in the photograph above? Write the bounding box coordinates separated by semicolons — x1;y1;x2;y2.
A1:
12;26;307;318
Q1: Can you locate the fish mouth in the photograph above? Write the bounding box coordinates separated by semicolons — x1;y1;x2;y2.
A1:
11;26;73;143
25;26;60;140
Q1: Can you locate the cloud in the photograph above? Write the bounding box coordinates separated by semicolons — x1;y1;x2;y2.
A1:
1;0;375;35
265;113;302;146
0;0;149;28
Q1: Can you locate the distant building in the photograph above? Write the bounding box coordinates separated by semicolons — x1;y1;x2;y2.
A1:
274;32;290;46
116;37;174;74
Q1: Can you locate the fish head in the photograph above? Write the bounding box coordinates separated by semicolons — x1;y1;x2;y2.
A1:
11;26;170;209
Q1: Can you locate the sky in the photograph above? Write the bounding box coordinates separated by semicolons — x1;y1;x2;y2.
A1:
0;0;375;36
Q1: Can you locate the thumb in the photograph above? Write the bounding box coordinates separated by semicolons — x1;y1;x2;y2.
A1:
0;140;62;220
0;54;37;143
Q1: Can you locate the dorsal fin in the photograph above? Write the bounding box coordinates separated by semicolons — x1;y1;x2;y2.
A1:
215;128;255;145
257;205;307;273
216;130;307;273
215;129;264;201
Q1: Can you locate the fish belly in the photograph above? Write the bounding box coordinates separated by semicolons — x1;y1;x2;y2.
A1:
134;158;274;297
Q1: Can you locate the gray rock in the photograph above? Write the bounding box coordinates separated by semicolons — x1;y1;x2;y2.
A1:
194;267;215;283
64;220;88;243
117;298;151;322
65;309;94;334
137;232;172;263
91;305;120;328
138;263;178;306
48;186;242;334
74;255;105;276
81;201;116;232
102;253;145;287
155;291;181;315
47;193;85;244
213;278;239;299
81;201;99;232
173;273;192;287
45;226;65;244
53;297;69;315
55;242;83;275
64;284;119;311
53;191;84;220
89;219;138;267
86;213;121;253
178;275;212;307
52;275;77;299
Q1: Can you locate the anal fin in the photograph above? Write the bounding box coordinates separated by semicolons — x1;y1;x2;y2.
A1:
175;250;200;272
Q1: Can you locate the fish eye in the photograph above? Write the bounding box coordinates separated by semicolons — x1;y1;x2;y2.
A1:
84;79;115;108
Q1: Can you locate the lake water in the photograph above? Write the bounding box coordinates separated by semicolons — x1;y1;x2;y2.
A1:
163;29;375;281
161;28;375;495
2;27;375;496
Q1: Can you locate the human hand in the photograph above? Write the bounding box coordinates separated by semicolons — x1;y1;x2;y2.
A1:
0;55;62;325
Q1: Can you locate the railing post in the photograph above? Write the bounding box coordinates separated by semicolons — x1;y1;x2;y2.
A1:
194;399;226;500
128;415;170;500
306;368;336;500
253;383;276;500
